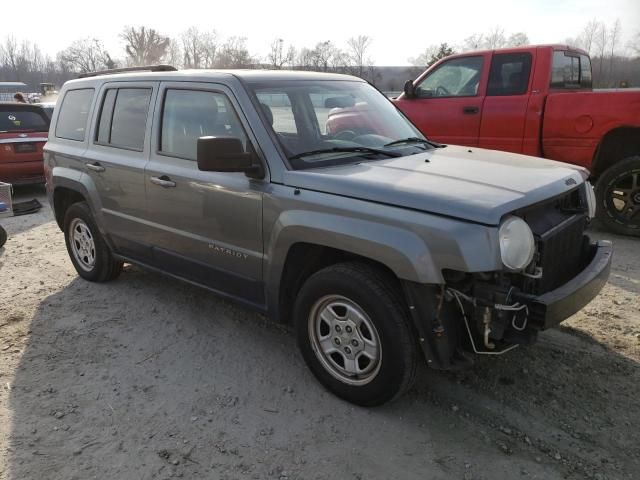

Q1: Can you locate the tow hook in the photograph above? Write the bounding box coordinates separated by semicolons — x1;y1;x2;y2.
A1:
482;307;495;350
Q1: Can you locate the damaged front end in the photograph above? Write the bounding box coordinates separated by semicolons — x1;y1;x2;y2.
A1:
404;184;613;370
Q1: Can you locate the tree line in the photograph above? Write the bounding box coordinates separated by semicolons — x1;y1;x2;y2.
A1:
1;21;639;92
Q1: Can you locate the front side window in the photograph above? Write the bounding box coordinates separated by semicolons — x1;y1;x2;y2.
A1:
487;53;532;96
160;89;248;161
551;51;592;89
415;56;484;98
55;88;94;141
249;80;428;170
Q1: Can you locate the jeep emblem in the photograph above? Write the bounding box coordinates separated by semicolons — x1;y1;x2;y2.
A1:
565;178;577;186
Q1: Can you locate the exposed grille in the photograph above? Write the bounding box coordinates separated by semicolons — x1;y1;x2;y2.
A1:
535;214;587;294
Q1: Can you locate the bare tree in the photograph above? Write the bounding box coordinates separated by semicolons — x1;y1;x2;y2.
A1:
121;26;170;66
0;36;20;80
608;19;622;82
629;31;640;57
267;38;295;69
59;38;115;73
594;23;608;79
163;38;182;68
181;27;217;69
484;26;506;49
215;37;253;68
580;19;600;54
462;33;484;51
506;32;530;47
347;35;372;78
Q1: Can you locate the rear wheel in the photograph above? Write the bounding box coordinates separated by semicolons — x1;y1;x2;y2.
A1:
595;156;640;237
294;262;418;406
64;202;123;282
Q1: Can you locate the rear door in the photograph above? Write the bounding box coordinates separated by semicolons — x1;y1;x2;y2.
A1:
83;82;157;260
479;51;534;153
143;82;265;306
394;55;488;146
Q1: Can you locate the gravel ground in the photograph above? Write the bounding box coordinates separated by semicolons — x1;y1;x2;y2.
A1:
0;185;638;480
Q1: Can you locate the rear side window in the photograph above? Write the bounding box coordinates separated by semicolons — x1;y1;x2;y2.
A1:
551;51;592;89
96;88;152;151
0;106;50;133
55;88;94;141
487;53;532;96
160;89;248;161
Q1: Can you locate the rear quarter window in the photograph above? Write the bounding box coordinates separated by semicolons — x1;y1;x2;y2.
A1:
55;88;95;141
0;106;50;133
550;51;592;89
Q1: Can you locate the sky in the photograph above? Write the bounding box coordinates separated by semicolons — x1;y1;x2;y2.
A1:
8;0;640;65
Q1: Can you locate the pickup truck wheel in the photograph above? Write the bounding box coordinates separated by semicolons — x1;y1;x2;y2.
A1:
595;156;640;237
294;262;418;406
64;202;123;282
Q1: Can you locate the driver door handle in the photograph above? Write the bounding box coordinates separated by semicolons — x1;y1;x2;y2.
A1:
150;175;176;188
463;106;480;115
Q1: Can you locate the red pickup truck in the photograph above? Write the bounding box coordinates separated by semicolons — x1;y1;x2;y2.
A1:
391;45;640;236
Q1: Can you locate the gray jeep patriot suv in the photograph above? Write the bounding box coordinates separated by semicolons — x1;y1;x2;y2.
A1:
45;65;612;406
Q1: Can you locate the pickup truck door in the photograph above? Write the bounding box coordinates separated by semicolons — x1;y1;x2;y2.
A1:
143;82;265;307
394;54;488;146
478;51;535;153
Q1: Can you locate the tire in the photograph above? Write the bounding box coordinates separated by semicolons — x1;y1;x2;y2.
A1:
595;156;640;237
63;202;123;282
0;225;6;248
294;262;418;406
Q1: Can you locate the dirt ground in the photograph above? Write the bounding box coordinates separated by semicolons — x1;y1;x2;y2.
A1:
0;185;638;480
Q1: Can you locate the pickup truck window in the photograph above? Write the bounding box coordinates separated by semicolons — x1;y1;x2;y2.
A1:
249;80;425;169
55;88;94;141
160;89;248;161
551;51;592;89
415;56;483;98
487;53;532;96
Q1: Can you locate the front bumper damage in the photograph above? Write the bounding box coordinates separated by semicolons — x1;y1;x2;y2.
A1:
403;240;612;370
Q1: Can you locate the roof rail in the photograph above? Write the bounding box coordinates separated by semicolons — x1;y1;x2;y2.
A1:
78;64;177;79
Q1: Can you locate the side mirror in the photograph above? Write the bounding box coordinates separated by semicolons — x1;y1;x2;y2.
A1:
197;136;264;178
403;79;416;98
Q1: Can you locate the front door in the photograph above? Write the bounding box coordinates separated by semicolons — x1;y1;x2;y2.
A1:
143;83;265;306
394;55;487;146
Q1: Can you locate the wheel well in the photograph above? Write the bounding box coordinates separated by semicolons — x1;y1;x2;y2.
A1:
53;187;85;229
277;243;401;325
592;127;640;178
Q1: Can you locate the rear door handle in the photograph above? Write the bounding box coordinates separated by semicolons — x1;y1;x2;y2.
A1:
150;175;176;188
463;106;480;115
85;161;105;172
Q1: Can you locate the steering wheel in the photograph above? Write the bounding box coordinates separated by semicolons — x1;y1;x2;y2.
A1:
332;130;358;141
436;85;451;97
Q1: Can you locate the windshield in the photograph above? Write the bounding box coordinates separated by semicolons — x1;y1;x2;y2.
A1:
0;106;50;133
249;80;428;169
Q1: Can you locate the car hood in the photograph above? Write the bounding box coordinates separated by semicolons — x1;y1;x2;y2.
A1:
282;145;588;225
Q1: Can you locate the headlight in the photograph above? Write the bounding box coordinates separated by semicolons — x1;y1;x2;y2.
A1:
585;181;596;219
499;216;535;271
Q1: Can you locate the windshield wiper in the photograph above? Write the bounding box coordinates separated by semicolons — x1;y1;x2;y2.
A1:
384;137;445;149
289;146;402;161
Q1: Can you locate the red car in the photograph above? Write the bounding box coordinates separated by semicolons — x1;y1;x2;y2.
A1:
0;102;50;185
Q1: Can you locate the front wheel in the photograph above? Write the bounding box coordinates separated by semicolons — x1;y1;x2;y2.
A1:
294;262;418;406
595;156;640;237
